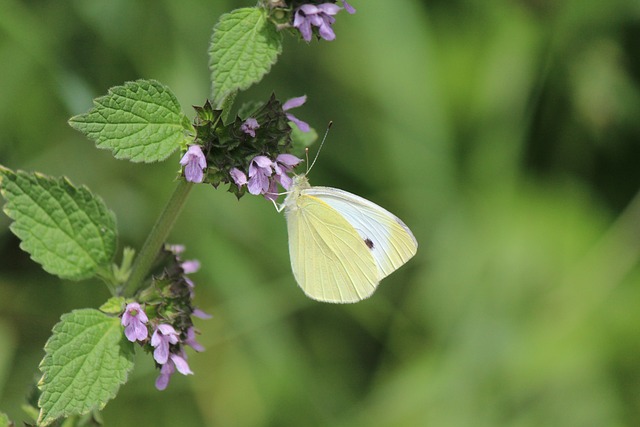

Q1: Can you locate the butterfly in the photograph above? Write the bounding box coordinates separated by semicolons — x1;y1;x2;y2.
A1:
281;173;418;303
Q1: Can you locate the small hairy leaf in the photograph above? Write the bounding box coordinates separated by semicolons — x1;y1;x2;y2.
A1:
69;79;191;163
0;167;117;281
99;297;125;315
209;8;283;106
38;309;134;426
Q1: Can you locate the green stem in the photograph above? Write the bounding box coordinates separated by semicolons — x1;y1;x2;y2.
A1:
123;179;193;296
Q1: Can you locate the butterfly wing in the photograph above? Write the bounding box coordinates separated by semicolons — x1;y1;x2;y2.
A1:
303;187;418;279
285;193;380;303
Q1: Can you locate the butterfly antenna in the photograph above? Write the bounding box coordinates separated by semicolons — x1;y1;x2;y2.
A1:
307;121;333;175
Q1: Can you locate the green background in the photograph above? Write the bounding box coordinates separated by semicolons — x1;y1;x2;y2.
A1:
1;0;640;425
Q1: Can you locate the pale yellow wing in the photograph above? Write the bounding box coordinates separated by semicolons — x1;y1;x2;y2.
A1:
303;187;418;279
285;193;379;303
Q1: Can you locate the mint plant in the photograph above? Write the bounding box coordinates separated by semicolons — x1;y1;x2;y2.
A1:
0;1;355;425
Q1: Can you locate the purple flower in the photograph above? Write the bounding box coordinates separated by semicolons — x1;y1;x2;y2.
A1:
121;302;149;342
230;154;301;200
184;327;205;352
230;167;248;187
167;244;185;255
241;118;260;137
171;352;193;374
283;96;310;132
151;324;180;365
180;145;207;183
181;259;200;274
193;308;213;319
155;359;174;391
340;0;356;14
247;155;274;195
273;154;302;190
155;351;193;390
293;3;341;42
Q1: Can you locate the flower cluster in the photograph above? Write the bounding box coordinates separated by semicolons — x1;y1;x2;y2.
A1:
293;0;356;42
120;245;210;390
230;153;302;200
181;94;309;191
229;94;308;199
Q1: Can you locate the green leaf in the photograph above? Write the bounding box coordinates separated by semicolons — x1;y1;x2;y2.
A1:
69;79;192;163
38;309;135;427
209;8;283;106
99;297;125;315
0;167;117;281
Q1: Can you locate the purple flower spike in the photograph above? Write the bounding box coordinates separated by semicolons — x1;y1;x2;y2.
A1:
248;155;274;195
180;145;207;183
121;302;149;342
283;96;310;132
151;324;180;365
230;168;248;187
241;118;260;137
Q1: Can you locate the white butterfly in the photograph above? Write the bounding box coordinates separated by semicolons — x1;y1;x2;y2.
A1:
281;174;418;303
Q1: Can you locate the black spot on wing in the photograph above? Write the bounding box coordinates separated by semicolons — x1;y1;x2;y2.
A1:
364;238;374;249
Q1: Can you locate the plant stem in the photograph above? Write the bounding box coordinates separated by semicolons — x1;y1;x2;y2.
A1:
123;179;193;296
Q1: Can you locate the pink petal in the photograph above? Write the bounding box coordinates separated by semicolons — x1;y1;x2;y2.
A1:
318;3;341;15
341;0;356;14
193;308;213;319
276;154;302;167
181;260;200;274
170;353;194;375
283;96;307;111
230;168;248;186
286;113;311;132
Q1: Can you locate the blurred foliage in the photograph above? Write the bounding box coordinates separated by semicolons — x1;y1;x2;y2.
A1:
1;0;640;426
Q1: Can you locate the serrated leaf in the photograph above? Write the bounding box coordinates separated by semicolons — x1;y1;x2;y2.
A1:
209;8;283;106
38;309;135;426
0;167;117;281
69;79;191;163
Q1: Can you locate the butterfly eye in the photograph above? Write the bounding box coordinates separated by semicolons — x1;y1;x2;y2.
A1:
364;238;374;249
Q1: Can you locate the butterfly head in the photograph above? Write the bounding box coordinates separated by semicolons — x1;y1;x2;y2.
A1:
290;174;311;191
